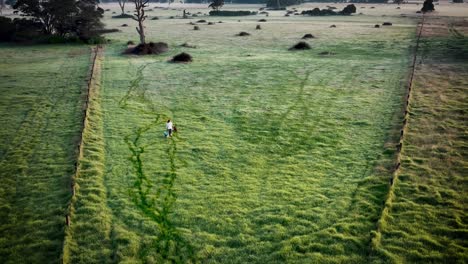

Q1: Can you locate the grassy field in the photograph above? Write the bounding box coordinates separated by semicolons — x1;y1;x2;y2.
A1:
0;45;90;263
66;5;417;263
0;2;467;263
371;17;468;263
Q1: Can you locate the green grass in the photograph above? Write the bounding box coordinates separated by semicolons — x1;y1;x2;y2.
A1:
1;4;467;263
371;22;468;263
66;7;417;263
0;45;91;263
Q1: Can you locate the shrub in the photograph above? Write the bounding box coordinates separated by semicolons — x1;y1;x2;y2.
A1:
421;0;435;12
341;4;356;15
95;28;120;34
209;10;257;16
302;4;356;16
0;17;15;42
112;13;135;19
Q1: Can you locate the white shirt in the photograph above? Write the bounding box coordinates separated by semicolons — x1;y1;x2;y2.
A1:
166;121;173;130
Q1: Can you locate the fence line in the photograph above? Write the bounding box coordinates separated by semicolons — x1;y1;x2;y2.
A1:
59;46;103;264
369;15;425;255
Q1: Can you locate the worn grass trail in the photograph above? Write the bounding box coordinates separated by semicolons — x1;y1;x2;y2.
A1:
372;17;468;263
0;45;90;263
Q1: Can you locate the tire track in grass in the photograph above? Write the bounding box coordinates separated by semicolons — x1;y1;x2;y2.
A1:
117;62;194;262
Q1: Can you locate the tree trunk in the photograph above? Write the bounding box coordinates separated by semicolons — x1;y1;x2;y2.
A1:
132;0;148;45
137;20;145;44
118;0;126;15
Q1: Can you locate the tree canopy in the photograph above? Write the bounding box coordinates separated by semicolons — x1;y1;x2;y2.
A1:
13;0;103;40
208;0;224;11
265;0;304;9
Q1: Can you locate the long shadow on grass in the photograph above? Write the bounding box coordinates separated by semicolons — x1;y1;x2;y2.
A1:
118;62;194;262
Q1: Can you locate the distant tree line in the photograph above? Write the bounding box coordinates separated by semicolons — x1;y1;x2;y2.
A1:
266;0;303;9
0;0;104;43
101;0;405;4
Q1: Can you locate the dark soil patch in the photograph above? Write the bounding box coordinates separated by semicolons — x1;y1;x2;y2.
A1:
170;52;192;63
125;42;169;55
290;41;311;50
237;32;251;36
302;33;315;39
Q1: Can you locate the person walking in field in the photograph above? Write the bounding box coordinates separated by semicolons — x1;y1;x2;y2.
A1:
166;119;173;137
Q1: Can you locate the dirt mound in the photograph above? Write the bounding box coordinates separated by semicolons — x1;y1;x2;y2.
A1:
290;41;311;50
208;22;215;25
302;33;315;39
330;24;336;28
194;26;200;30
382;22;393;26
170;52;192;63
258;19;267;22
127;42;169;55
237;32;250;36
180;42;196;48
256;25;261;30
197;19;207;23
121;24;128;27
374;24;380;28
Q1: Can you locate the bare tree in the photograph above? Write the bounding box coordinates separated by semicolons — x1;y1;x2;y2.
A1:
130;0;149;44
118;0;127;15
